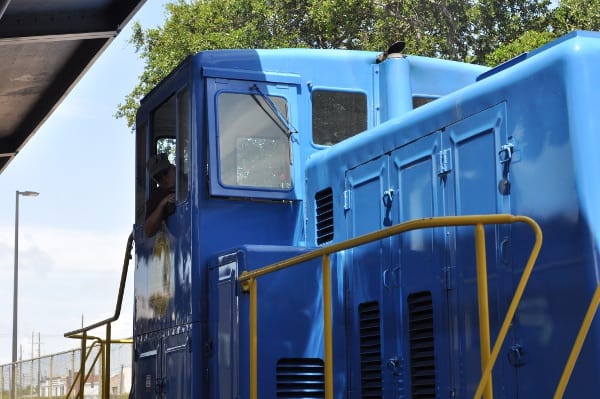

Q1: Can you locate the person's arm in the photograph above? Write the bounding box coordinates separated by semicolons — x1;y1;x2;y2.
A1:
144;193;176;237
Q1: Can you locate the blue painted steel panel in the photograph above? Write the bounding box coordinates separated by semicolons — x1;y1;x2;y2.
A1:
390;132;449;397
208;245;341;399
344;157;391;396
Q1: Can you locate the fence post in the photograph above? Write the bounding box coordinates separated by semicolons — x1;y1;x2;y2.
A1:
104;324;111;399
71;350;75;397
79;332;86;399
29;337;33;398
49;356;53;399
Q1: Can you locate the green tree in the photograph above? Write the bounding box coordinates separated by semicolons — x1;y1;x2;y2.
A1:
367;0;473;60
553;0;600;34
484;29;556;65
483;0;600;66
115;0;269;127
467;0;553;64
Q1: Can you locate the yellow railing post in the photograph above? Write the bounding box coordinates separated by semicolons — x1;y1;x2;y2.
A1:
322;254;334;399
474;216;542;399
475;224;493;399
553;282;600;399
79;332;86;399
247;277;258;399
103;323;111;399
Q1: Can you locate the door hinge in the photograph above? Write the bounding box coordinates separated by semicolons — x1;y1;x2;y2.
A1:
437;149;452;176
343;189;352;211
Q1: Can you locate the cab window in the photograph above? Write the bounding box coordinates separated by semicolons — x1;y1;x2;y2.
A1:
312;90;367;145
149;87;190;201
217;92;292;190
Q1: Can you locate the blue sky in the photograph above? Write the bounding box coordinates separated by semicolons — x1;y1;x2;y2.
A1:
0;0;170;364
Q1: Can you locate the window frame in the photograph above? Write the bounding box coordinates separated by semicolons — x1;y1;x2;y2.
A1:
206;79;300;200
147;87;191;202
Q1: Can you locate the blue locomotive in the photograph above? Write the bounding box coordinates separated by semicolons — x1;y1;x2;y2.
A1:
131;31;600;398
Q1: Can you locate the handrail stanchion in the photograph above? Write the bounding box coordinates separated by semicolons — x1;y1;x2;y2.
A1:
79;332;86;399
553;283;600;399
63;339;105;399
474;216;542;399
246;277;258;399
322;254;334;399
104;323;111;399
475;224;493;399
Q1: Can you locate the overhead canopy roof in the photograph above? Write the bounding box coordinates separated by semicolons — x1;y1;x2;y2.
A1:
0;0;147;174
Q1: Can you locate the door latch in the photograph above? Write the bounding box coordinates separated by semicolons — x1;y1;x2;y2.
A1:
382;189;394;226
507;344;527;367
498;143;514;196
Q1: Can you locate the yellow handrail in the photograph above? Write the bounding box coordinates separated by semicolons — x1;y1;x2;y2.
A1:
553;282;600;398
239;214;542;399
322;254;334;397
473;217;542;399
475;224;494;399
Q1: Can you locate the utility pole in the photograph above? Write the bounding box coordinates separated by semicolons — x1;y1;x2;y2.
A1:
38;333;41;397
11;190;39;399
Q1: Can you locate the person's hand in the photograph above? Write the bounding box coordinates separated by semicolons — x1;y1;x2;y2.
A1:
162;193;176;205
160;193;176;214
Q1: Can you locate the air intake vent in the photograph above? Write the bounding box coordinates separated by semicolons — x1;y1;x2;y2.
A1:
315;188;334;245
359;301;382;397
408;291;436;398
276;358;324;398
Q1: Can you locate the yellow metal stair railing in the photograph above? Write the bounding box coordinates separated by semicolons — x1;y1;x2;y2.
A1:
63;337;134;399
64;233;134;399
239;214;543;399
64;338;102;399
552;282;600;398
472;218;542;399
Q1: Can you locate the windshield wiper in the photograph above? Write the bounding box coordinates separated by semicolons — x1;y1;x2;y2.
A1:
251;84;298;137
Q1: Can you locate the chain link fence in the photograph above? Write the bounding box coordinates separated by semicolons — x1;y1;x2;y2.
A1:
0;343;131;399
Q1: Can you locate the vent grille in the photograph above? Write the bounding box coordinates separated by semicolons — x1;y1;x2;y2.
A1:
359;301;382;397
408;291;436;398
276;358;324;398
315;188;334;245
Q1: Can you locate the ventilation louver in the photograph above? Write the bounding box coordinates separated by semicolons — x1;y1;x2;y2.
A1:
276;358;325;398
359;301;382;397
315;188;334;245
408;291;436;398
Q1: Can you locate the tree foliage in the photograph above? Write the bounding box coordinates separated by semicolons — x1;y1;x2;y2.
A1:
115;0;600;128
484;30;556;66
553;0;600;33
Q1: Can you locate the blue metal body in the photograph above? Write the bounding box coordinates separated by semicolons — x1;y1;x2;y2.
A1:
132;31;600;398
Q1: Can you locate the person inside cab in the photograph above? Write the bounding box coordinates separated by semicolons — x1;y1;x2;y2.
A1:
144;153;176;237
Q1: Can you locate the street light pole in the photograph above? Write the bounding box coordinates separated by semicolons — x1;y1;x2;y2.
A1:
12;190;38;399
